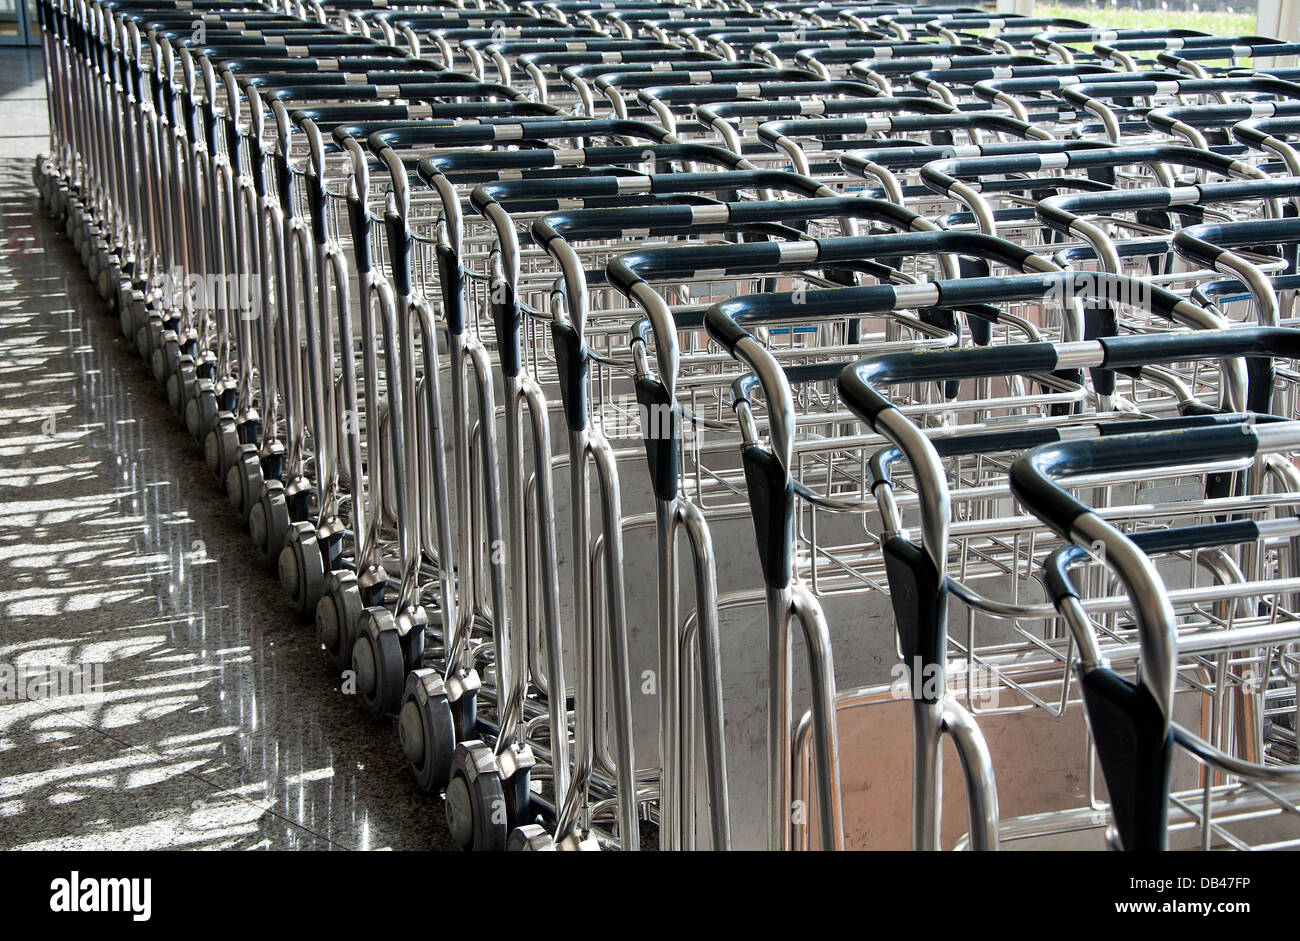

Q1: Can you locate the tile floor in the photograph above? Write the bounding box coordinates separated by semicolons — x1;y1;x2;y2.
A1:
0;45;456;851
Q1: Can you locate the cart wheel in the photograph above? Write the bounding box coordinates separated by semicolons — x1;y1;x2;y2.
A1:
98;254;120;304
185;382;216;441
445;742;508;852
79;227;98;269
399;670;456;793
205;415;239;489
317;570;363;671
117;285;139;338
167;359;196;420
249;480;290;571
69;211;85;251
227;445;263;522
137;312;161;361
280;521;325;619
352;609;405;717
86;239;104;288
152;334;178;385
507;825;555;852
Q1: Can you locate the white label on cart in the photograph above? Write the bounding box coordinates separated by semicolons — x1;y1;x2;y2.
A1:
1252;102;1277;117
319;59;340;72
287;46;310;57
1165;37;1186;49
496;124;526;140
992;67;1012;79
1038;153;1070;170
376;86;402;99
735;84;762;98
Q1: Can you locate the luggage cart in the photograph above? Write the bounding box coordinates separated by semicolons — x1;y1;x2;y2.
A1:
1010;393;1300;850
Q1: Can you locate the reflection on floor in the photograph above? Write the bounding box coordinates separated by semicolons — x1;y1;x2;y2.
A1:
0;68;456;849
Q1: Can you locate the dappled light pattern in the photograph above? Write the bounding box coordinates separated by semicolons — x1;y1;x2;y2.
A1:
0;149;456;850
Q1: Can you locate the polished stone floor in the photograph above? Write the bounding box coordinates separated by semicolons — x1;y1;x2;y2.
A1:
0;46;456;850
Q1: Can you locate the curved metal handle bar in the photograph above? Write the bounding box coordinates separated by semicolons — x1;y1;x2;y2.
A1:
432;141;746;187
1174;216;1300;272
794;41;987;66
1039;176;1300;251
612;210;964;397
840;325;1279;565
1148;100;1300;149
638;79;883;106
1231;115;1300;177
907;59;1098;87
1063;75;1300;106
709;271;1226;490
593;65;813;95
924;144;1264;235
1101;34;1284;53
1012;426;1268;730
370;117;677;223
1156;41;1300;66
1030;26;1205;49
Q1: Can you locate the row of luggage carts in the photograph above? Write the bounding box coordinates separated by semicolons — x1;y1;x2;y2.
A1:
31;0;1300;851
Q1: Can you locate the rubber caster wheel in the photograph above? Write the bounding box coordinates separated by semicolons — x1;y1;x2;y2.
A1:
97;254;121;303
507;825;556;852
167;358;196;421
151;334;179;386
186;383;217;442
249;480;290;571
400;670;456;793
317;570;363;672
137;313;160;361
87;239;106;287
226;445;263;522
66;208;82;247
204;414;239;489
444;742;508;852
351;608;405;718
117;283;139;337
79;225;97;267
280;521;325;619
